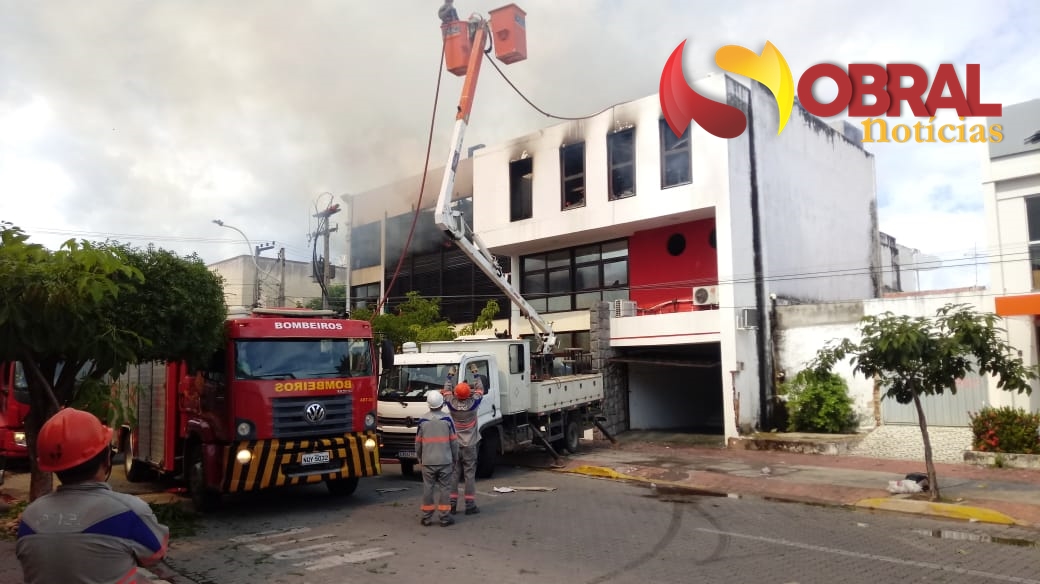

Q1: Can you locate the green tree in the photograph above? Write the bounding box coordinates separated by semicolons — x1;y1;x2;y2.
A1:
0;224;227;500
811;303;1037;501
458;300;500;336
350;292;502;350
305;283;346;311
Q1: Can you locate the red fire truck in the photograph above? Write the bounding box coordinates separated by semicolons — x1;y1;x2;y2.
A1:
115;307;391;511
0;361;30;486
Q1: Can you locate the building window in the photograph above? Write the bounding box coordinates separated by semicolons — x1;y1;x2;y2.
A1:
1027;196;1040;290
560;142;586;210
520;239;629;313
351;221;382;269
659;118;691;188
350;282;380;311
510;157;534;222
607;128;636;200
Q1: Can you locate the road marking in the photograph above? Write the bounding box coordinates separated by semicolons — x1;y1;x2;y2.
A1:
695;528;1040;584
247;533;335;553
295;548;395;571
230;527;311;543
231;526;395;572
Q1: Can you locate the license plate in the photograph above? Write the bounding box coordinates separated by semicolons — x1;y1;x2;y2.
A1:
397;451;416;459
302;451;331;465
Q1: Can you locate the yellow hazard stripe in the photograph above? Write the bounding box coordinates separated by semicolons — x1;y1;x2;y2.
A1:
220;432;381;493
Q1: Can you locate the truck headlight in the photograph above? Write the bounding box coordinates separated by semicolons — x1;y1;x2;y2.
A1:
235;419;256;439
364;412;376;430
363;438;376;452
13;432;26;447
236;449;252;465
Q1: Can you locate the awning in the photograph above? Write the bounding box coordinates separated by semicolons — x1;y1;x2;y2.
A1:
994;293;1040;316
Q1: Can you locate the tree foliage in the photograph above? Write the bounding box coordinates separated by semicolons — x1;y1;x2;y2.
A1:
0;223;227;500
810;303;1037;501
305;283;346;311
350;292;502;350
778;369;859;434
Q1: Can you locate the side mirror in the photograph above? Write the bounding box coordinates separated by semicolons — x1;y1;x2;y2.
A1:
380;338;395;370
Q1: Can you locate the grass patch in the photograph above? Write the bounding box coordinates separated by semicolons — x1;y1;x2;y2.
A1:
150;502;201;538
0;499;28;541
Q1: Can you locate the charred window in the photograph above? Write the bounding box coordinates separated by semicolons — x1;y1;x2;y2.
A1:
352;221;382;269
660;118;692;188
510;157;534;221
1029;196;1040;290
607;128;636;200
560;142;586;210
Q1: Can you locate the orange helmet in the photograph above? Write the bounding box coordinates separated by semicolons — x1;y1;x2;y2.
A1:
454;381;471;400
36;408;113;473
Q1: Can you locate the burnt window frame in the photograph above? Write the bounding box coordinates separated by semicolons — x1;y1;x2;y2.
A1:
659;118;692;189
519;239;630;314
560;142;586;210
351;221;382;269
607;127;636;201
510;157;534;222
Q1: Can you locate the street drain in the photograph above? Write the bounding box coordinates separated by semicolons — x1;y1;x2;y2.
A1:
912;528;1040;549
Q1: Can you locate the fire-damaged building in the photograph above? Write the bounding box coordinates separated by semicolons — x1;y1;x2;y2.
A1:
344;74;881;442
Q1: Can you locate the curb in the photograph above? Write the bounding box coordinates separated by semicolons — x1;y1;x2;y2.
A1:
853;497;1022;526
556;464;1025;527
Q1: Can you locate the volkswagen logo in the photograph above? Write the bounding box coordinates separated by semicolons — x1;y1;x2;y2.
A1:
304;402;326;424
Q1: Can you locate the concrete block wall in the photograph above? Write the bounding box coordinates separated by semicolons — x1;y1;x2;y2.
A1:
590;301;628;437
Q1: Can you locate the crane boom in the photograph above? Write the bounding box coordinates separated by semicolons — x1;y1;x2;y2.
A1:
432;15;557;355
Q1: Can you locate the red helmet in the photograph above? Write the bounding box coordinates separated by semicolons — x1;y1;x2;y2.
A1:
454;381;471;400
37;408;113;473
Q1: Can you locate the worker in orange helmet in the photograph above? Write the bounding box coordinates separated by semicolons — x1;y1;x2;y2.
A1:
15;408;171;584
444;375;484;516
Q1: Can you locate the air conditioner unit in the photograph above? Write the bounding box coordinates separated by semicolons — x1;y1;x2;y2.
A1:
613;299;637;318
692;286;718;306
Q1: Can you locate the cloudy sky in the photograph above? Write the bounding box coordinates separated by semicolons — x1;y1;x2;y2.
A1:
1;0;1037;293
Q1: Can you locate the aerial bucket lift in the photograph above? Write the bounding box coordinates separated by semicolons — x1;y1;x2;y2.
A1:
433;5;558;360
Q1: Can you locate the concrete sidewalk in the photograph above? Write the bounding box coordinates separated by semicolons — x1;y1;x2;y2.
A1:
518;434;1040;528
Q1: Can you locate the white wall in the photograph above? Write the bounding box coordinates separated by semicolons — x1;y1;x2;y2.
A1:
471;92;725;254
774;290;1024;429
750;83;880;303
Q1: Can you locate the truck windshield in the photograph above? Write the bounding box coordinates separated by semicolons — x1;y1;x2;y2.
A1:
378;364;455;402
13;361;29;405
234;338;372;380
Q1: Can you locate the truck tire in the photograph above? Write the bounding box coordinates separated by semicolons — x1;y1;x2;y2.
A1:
326;477;359;496
122;433;150;483
563;419;581;454
476;431;499;479
187;442;221;513
400;460;416;477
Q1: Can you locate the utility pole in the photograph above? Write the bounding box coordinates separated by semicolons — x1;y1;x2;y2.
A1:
343;196;353;316
312;203;341;310
254;241;276;307
277;247;286;307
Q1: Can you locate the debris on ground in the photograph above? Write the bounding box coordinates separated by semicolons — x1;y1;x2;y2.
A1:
493;486;557;493
887;479;923;494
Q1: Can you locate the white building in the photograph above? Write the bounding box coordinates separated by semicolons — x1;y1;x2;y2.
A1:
208;254;347;309
983;97;1040;413
878;231;943;293
348;75;881;441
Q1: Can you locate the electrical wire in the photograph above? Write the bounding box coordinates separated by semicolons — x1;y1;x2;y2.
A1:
482;31;631;122
375;39;446;316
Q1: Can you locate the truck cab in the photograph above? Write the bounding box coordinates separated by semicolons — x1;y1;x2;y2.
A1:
377;345;505;476
0;361;30;485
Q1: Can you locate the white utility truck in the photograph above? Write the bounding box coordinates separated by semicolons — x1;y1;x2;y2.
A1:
376;8;610;477
377;337;604;477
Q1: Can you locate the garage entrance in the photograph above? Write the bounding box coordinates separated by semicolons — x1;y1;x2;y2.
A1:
610;343;723;434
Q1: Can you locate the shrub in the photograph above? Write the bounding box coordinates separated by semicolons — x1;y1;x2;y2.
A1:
969;406;1040;454
779;369;859;434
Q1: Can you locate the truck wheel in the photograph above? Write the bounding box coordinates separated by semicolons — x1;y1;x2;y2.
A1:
563;420;581;454
476;432;499;479
187;442;221;513
122;433;150;483
326;477;359;496
400;460;416;477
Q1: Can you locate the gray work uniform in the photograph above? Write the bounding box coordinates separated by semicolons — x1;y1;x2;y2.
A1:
16;481;170;584
415;408;459;521
445;390;484;509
